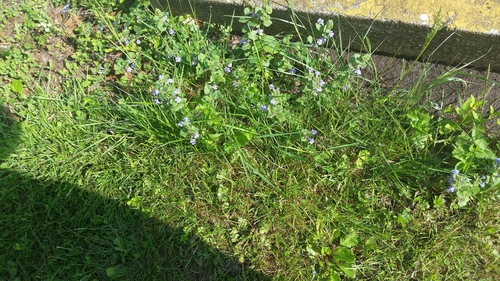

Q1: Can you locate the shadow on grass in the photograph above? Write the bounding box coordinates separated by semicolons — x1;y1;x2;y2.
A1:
0;104;270;280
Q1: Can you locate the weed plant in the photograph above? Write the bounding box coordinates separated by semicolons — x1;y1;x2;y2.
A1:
1;0;499;280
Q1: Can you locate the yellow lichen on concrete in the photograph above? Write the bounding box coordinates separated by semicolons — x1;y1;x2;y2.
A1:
302;0;499;33
255;0;499;33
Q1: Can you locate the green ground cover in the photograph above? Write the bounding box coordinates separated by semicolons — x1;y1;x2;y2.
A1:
1;0;499;280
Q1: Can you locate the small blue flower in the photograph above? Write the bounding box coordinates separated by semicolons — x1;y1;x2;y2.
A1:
183;117;190;123
257;29;264;36
175;56;181;63
173;88;180;95
212;84;218;90
328;30;334;37
496;158;500;166
152;89;160;96
355;68;362;75
192;132;200;139
153;98;161;104
238;39;248;46
452;168;459;176
447;186;455;193
126;66;133;73
224;66;231;73
136;39;141;44
169;29;175;35
97;25;104;31
481;175;486;180
270;98;278;105
260;105;268;111
447;176;453;185
311;129;317;136
61;3;71;14
290;68;296;74
316;37;326;46
166;78;174;84
190;138;197;145
174;96;181;103
159;74;165;80
307;137;315;145
178;121;184;127
317;18;324;26
479;181;485;188
314;71;320;77
318;80;326;87
98;65;105;74
269;84;275;90
315;87;323;93
124;38;129;45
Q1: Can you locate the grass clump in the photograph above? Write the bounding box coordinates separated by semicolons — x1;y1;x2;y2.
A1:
1;0;499;280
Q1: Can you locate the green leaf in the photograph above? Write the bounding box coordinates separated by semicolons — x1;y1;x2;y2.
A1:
13;243;23;250
433;195;445;208
263;18;273;27
10;80;23;94
355;150;370;169
340;230;358;247
470;185;480;196
106;266;119;278
243;7;251;16
263;5;272;14
208;133;220;142
338;264;356;278
397;209;412;227
306;245;317;257
365;237;377;250
234;130;252;147
321;246;331;255
333;246;355;263
248;30;258;41
330;272;341;281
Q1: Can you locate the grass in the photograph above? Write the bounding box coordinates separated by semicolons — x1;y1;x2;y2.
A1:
1;0;499;280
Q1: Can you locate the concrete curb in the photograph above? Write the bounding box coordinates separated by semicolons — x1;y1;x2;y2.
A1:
152;0;500;71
